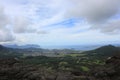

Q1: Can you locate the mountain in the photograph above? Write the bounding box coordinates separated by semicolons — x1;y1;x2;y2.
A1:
0;45;6;51
83;45;120;57
0;45;9;52
0;45;22;58
3;44;40;49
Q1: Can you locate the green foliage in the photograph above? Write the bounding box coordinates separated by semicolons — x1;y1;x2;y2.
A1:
59;62;68;66
21;54;105;73
80;66;90;72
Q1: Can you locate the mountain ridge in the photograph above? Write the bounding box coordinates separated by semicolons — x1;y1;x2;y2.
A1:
82;45;120;57
3;44;40;49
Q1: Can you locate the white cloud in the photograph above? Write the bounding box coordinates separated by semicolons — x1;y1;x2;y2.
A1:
0;6;15;42
94;19;120;34
64;0;120;34
0;29;14;42
13;16;36;33
0;0;120;45
0;6;10;28
66;0;120;24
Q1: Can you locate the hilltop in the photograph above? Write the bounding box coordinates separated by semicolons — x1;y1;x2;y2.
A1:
0;45;22;58
82;45;120;58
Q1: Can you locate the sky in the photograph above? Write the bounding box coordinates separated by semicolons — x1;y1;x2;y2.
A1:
0;0;120;46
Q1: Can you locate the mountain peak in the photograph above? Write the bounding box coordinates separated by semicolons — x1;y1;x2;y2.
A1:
3;44;40;49
83;45;120;57
105;44;116;47
0;45;5;50
96;45;117;51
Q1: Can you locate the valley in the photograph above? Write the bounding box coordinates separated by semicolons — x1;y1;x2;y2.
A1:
0;45;120;80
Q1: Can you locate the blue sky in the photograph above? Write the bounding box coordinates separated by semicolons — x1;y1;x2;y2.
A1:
0;0;120;46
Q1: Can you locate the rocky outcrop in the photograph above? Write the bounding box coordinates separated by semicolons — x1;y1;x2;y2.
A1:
91;56;120;80
0;55;120;80
0;58;73;80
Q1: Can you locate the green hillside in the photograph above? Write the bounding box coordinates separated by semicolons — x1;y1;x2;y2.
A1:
82;45;120;58
0;45;22;58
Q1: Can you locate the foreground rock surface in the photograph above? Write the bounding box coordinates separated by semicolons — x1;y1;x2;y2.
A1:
91;56;120;80
0;58;73;80
0;56;120;80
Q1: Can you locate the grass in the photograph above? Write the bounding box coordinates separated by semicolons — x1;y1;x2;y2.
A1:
60;53;87;57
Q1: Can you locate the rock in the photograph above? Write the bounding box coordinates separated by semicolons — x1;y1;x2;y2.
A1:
91;55;120;80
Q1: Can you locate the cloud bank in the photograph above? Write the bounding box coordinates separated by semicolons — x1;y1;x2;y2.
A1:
66;0;120;23
97;20;120;34
65;0;120;33
0;6;15;42
13;17;36;33
0;0;120;45
0;5;36;42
